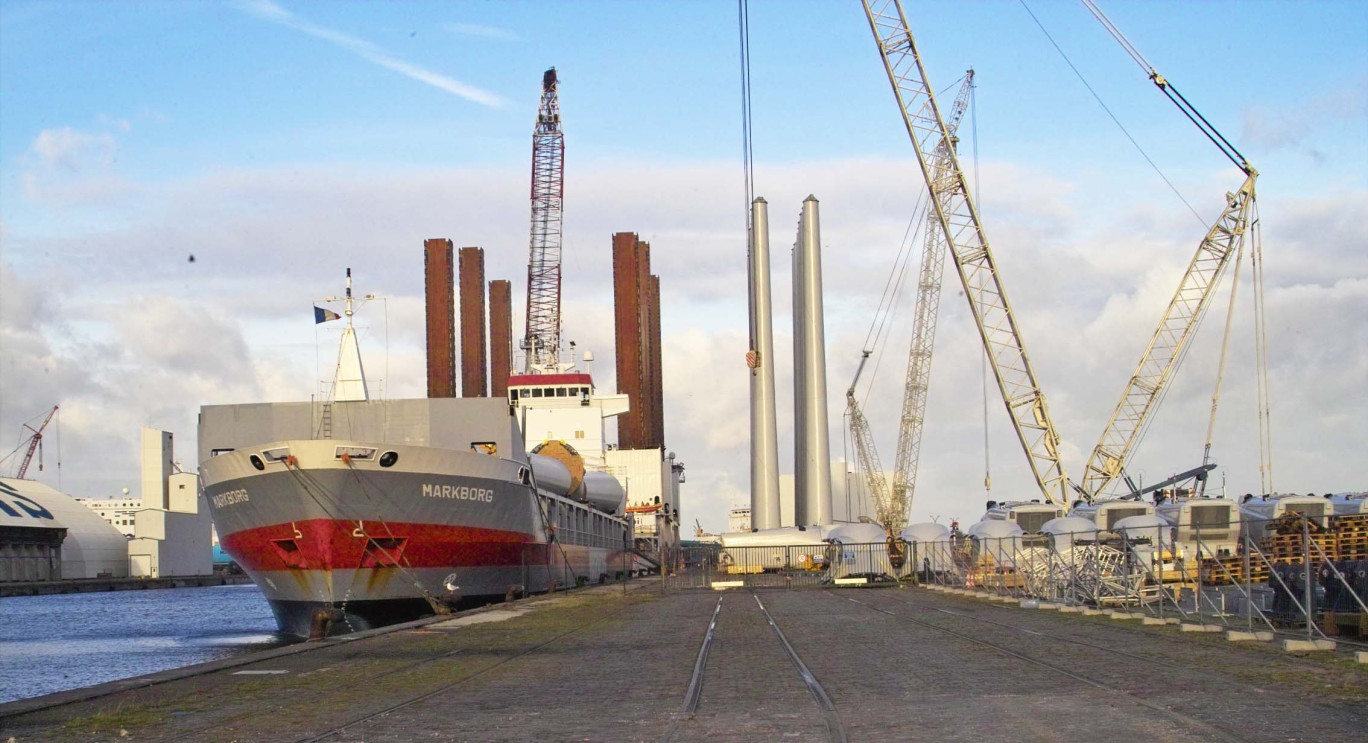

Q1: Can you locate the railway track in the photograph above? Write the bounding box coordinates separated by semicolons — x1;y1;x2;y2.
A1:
843;590;1244;743
294;597;642;743
660;591;846;743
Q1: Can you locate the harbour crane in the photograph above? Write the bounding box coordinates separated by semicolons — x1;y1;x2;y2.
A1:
523;68;566;373
1078;1;1259;500
9;405;58;479
862;0;1073;507
847;70;975;535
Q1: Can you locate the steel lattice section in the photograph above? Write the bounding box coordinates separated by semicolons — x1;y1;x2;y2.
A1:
1082;175;1256;497
864;0;1071;506
525;69;565;371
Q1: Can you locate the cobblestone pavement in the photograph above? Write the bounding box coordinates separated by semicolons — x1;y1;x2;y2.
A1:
3;583;1364;742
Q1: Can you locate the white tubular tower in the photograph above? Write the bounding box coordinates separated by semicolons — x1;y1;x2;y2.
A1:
748;197;782;530
795;196;834;526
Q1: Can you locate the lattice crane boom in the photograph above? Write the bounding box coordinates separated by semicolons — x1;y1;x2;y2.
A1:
889;70;974;514
1081;172;1255;498
1077;3;1260;499
523;68;565;372
863;0;1071;507
15;405;58;479
846;71;972;535
846;352;895;531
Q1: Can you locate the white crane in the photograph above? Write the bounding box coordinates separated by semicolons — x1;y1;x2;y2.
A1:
1078;1;1260;500
862;0;1072;508
847;70;975;535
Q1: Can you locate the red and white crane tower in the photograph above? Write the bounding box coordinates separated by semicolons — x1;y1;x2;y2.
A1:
522;68;566;373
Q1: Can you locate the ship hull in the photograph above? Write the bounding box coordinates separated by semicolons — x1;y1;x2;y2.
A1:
200;440;630;637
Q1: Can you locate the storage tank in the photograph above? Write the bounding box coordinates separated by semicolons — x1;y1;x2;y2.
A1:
1040;516;1097;552
1156;497;1240;557
1239;493;1332;540
580;471;626;515
528;454;574;497
1069;499;1155;537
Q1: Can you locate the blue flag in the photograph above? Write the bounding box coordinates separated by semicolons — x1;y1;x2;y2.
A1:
314;306;341;324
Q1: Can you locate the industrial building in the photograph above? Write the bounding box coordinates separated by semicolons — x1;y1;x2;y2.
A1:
0;477;129;581
612;232;664;451
124;428;213;578
459;246;489;398
423;238;457;399
489;279;513;397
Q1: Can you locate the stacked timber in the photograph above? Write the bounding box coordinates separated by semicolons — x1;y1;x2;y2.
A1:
1200;514;1368;585
1199;555;1269;586
1335;514;1368;560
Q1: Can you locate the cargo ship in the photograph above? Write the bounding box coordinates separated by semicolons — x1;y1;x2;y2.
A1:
198;274;638;637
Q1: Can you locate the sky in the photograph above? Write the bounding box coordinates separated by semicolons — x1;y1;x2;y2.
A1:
1;0;1365;534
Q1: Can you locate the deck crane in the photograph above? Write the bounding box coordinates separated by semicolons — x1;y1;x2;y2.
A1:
862;1;1072;507
847;70;975;536
523;68;566;373
9;405;58;479
1078;1;1258;501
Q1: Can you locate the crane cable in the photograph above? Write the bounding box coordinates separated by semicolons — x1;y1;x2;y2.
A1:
1077;0;1274;495
1250;206;1274;494
972;75;991;495
1017;0;1205;227
739;0;756;351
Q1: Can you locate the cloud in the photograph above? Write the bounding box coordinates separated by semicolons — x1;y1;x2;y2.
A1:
445;23;518;42
21;126;133;206
234;0;506;108
3;155;1365;532
30;127;115;170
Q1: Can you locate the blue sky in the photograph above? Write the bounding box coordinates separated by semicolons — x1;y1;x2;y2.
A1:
2;1;1365;531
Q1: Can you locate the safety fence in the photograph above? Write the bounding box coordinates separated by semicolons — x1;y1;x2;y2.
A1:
663;513;1368;647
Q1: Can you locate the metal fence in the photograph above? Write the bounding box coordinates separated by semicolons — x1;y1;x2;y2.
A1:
913;512;1368;647
660;513;1368;647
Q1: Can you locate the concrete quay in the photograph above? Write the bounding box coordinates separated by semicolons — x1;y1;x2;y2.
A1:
2;583;1365;742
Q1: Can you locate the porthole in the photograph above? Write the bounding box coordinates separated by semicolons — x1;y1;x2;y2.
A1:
379;451;399;468
249;455;265;471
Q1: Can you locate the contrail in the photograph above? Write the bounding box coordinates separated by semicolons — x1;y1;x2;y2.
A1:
236;0;506;108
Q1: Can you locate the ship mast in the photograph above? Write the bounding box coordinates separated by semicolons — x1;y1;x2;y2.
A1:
327;268;369;402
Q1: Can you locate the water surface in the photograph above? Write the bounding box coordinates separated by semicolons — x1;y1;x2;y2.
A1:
0;583;292;704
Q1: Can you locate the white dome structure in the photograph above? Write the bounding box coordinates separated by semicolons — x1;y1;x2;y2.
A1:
0;477;129;580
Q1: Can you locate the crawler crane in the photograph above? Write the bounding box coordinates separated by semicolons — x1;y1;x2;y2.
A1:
1078;1;1260;501
862;1;1072;508
847;71;975;538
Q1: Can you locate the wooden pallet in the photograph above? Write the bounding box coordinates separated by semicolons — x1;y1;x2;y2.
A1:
1200;556;1270;586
